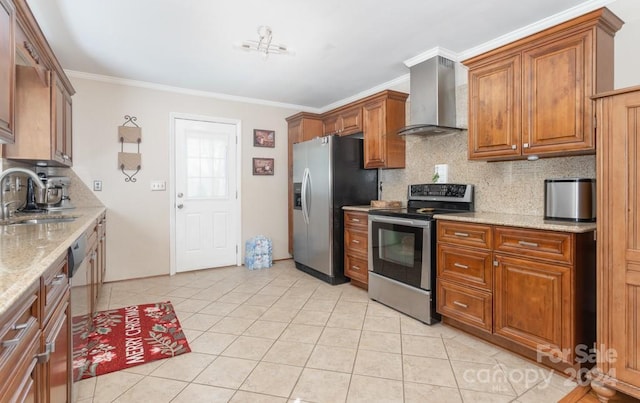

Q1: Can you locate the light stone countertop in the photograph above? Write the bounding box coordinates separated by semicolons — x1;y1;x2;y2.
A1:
0;207;106;317
433;211;596;233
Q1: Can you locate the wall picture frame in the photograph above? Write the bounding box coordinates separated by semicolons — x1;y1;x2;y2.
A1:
253;129;275;148
252;158;274;175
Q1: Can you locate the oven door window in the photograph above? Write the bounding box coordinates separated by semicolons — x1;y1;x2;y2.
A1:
371;221;424;288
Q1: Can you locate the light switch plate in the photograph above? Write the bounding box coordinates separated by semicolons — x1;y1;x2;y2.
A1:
93;180;102;191
150;180;166;191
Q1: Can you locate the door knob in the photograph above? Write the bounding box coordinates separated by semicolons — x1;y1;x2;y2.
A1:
177;192;183;198
177;203;184;209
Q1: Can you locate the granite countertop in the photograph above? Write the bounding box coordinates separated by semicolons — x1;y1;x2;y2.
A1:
433;211;596;233
0;207;106;316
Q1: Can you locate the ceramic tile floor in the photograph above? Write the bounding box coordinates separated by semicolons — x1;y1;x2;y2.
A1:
75;259;578;403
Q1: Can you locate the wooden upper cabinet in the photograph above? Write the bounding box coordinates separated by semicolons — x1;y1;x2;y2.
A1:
522;31;591;155
362;91;408;169
468;54;521;159
464;8;623;161
323;106;362;136
0;0;16;143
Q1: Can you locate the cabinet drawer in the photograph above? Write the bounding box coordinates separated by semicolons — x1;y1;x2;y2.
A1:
437;244;493;291
494;226;572;264
41;253;68;327
437;279;492;332
438;221;492;249
344;253;368;284
345;229;367;255
344;211;368;230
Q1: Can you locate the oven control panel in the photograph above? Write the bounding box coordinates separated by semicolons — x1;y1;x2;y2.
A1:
409;184;473;202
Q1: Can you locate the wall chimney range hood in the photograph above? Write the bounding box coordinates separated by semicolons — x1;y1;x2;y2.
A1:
398;56;463;136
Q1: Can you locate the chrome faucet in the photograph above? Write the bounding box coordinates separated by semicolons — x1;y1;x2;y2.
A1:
0;168;46;220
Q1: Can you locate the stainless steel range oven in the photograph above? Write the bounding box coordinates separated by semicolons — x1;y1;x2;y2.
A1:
368;184;473;324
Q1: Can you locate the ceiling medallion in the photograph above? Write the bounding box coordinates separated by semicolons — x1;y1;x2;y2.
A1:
239;25;290;58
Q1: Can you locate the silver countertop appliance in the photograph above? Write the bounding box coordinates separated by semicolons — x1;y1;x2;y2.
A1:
44;176;75;210
544;178;595;222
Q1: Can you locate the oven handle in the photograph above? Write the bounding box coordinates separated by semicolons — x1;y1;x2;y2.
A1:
369;215;430;227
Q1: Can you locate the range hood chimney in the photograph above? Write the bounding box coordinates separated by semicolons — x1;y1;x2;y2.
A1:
398;56;463;136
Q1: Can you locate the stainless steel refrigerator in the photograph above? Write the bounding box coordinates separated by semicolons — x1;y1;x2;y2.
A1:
293;135;378;284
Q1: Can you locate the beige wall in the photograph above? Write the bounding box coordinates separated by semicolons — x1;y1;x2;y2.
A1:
69;78;296;282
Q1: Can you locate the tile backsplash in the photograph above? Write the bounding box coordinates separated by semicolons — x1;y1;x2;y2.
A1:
380;83;596;216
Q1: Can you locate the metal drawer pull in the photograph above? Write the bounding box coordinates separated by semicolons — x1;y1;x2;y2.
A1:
351;218;360;222
3;337;21;347
352;240;360;244
453;301;468;309
518;240;539;248
12;322;28;331
454;232;469;237
453;263;468;269
352;265;361;271
51;274;66;285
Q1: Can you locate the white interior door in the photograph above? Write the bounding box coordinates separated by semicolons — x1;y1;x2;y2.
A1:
174;117;239;272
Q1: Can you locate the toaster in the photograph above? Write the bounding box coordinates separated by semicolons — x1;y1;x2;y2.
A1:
544;178;596;222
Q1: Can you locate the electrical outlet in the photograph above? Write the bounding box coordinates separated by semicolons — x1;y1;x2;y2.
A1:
434;164;449;183
150;180;166;191
93;180;102;191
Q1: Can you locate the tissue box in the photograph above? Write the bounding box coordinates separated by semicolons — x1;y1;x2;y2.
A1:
245;236;272;270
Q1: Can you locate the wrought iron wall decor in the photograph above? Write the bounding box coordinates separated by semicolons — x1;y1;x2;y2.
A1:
118;115;142;182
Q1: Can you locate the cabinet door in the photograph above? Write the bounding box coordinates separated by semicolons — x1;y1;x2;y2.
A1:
42;298;70;403
322;113;339;136
522;30;593;155
63;90;72;164
362;99;386;168
494;254;571;361
601;89;640;388
468;54;521;160
339;107;362;136
52;77;70;165
0;0;15;142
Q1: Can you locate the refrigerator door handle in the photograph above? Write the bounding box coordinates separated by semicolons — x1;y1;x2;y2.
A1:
301;168;310;224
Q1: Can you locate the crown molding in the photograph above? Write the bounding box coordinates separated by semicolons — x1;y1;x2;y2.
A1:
64;70;320;113
319;74;410;113
457;0;615;61
403;47;460;67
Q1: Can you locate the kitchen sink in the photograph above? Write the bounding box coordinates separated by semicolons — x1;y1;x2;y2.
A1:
0;216;78;226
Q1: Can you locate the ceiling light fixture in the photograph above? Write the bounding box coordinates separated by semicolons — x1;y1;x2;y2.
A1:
239;25;290;58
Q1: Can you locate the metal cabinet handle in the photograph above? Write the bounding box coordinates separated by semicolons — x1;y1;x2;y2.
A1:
453;232;469;237
36;342;54;364
351;265;361;271
453;301;468;309
511;144;517;150
51;274;66;285
3;337;21;348
12;322;28;331
351;218;360;222
453;263;468;269
352;239;360;244
518;240;539;248
523;143;529;148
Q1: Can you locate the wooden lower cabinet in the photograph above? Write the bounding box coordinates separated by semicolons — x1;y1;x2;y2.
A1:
494;254;571;362
590;87;640;400
344;210;369;289
0;281;40;402
437;220;595;373
0;252;72;403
